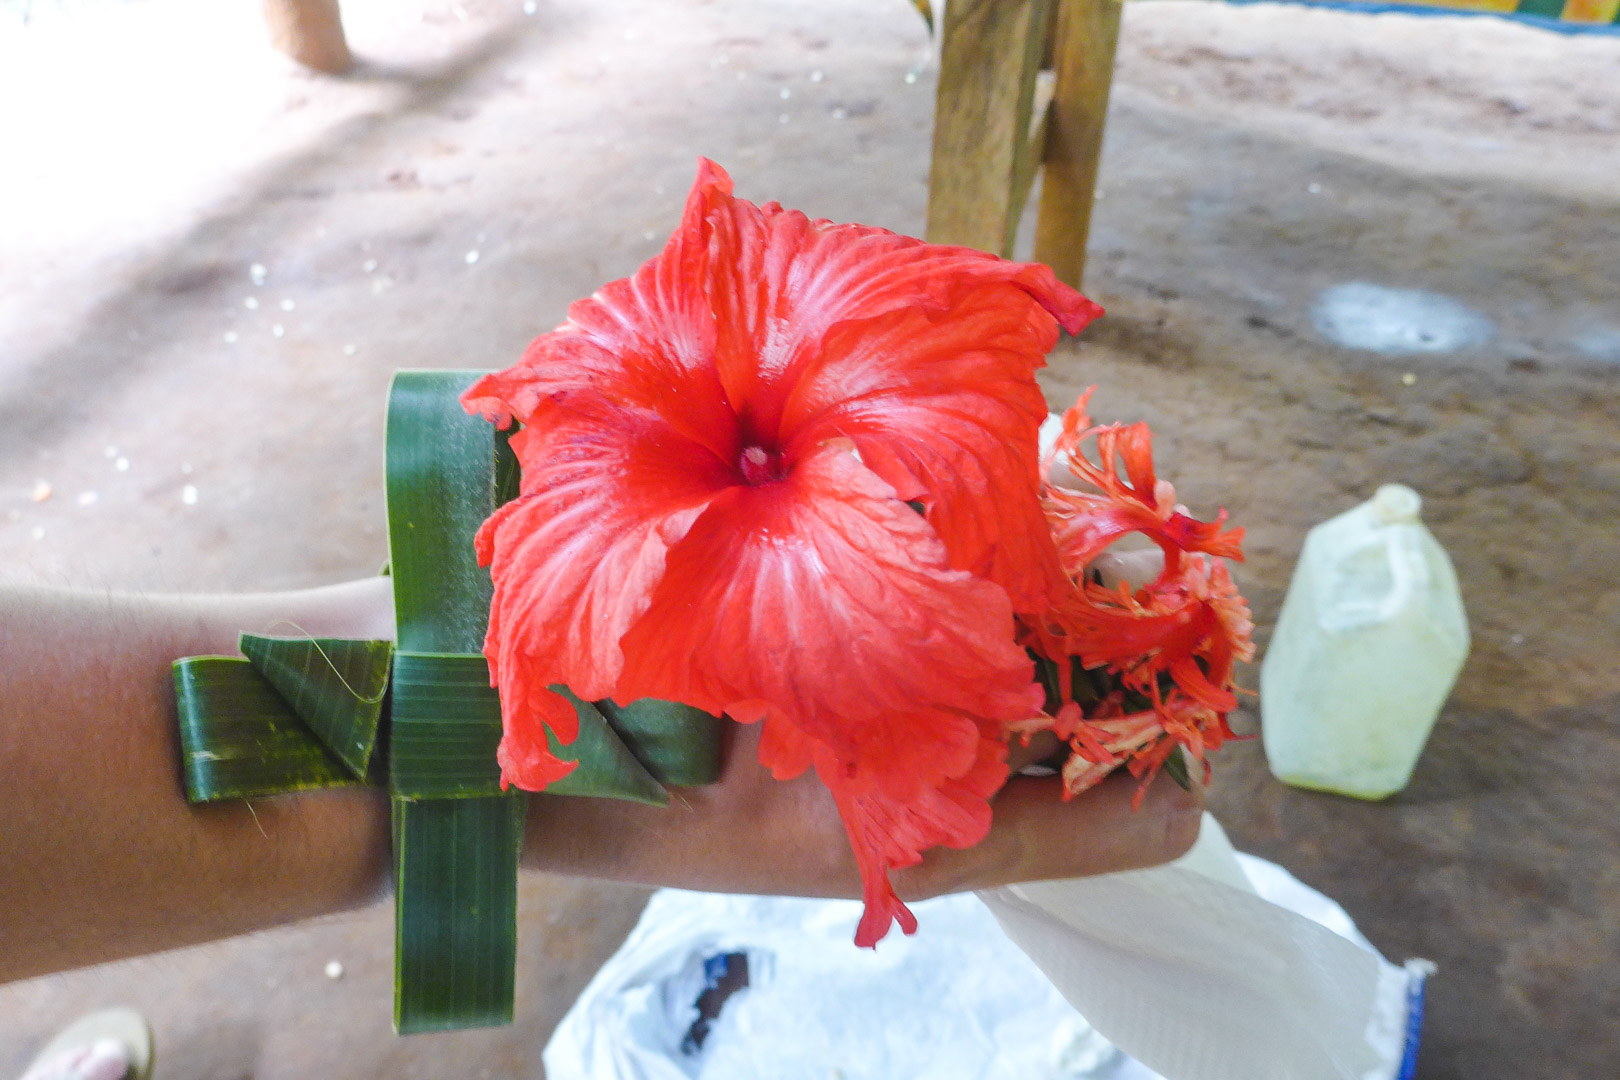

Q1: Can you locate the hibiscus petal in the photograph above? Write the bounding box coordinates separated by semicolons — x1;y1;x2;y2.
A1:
612;443;1043;938
700;184;1100;446
695;167;1099;615
782;295;1073;616
473;400;736;789
833;731;1008;948
615;442;1041;762
462;159;739;462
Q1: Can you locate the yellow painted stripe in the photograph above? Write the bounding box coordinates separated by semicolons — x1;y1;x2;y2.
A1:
1560;0;1620;21
1390;0;1521;12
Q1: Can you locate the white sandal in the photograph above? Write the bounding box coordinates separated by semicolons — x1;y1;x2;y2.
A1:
19;1008;152;1080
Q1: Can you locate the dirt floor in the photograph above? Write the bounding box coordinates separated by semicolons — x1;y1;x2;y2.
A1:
1;0;1616;1077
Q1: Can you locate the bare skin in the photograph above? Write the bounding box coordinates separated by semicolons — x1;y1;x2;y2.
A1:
0;551;1197;986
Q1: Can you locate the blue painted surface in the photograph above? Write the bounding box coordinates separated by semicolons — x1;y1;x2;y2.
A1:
1217;0;1620;37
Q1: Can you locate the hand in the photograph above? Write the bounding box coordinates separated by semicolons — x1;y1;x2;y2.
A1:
523;716;1204;903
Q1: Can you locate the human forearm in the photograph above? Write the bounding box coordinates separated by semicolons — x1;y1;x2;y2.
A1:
0;579;396;984
1;575;1201;985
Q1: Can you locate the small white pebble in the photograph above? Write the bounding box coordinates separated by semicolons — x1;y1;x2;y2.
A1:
115;457;130;472
76;490;99;507
1401;372;1417;386
30;526;45;540
831;107;847;120
181;484;199;506
244;297;259;310
272;324;285;338
465;250;480;265
371;277;394;295
1510;632;1525;645
810;70;824;83
1308;182;1322;194
103;445;118;458
452;4;468;21
779;87;791;100
904;70;917;84
363;258;379;273
224;331;239;344
30;480;52;502
343;344;358;356
280;299;296;311
523;0;536;13
325;960;344;979
250;263;268;285
642;230;657;241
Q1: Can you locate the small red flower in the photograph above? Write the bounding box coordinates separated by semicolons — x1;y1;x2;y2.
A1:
1024;394;1254;801
463;160;1102;946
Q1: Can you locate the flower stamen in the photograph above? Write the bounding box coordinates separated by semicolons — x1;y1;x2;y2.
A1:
738;445;785;485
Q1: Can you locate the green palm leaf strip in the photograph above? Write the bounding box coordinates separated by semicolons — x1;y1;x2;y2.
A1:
174;657;356;802
239;633;392;780
391;792;525;1033
386;369;526;1034
173;369;725;1035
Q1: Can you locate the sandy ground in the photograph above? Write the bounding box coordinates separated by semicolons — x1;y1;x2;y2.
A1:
0;1;1616;1077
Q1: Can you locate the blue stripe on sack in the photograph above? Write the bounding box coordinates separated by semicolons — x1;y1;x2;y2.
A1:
1397;964;1431;1080
1218;0;1620;37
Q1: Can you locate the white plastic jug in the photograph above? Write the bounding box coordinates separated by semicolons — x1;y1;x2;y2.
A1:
1260;484;1469;799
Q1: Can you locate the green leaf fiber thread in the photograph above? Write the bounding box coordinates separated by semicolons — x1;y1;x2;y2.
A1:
238;633;392;780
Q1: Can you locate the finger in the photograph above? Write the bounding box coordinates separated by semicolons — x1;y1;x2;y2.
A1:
1004;730;1063;774
894;767;1205;900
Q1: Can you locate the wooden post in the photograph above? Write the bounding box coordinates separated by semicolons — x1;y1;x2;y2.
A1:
1032;0;1123;289
926;0;1054;258
263;0;352;75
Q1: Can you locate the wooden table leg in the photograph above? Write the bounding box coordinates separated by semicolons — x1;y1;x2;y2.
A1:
926;0;1054;258
263;0;352;74
1033;0;1123;290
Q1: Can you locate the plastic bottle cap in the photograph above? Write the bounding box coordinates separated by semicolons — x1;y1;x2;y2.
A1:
1370;484;1422;524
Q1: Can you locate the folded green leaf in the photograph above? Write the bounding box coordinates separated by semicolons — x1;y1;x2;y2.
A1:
173;657;355;802
239;633;392;780
544;687;670;805
392;793;524;1034
594;697;723;787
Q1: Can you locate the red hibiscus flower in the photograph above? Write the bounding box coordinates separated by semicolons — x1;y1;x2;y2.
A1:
462;159;1101;946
